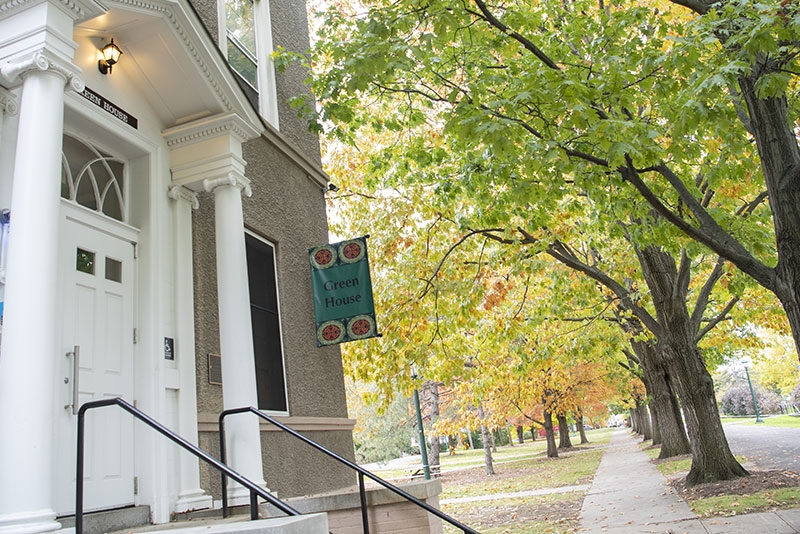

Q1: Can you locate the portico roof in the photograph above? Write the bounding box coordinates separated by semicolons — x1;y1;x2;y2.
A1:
73;0;263;132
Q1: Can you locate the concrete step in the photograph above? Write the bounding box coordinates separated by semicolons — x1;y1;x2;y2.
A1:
58;512;328;534
58;506;151;534
122;515;329;534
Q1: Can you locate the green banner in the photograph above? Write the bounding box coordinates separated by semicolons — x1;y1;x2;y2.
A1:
309;236;378;346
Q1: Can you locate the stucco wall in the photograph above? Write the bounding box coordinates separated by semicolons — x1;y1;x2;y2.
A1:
268;0;322;163
188;0;218;41
193;134;356;498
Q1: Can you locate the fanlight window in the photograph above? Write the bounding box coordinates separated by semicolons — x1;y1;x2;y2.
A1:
61;134;126;222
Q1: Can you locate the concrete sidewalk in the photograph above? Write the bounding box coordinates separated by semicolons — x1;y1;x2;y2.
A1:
578;429;800;533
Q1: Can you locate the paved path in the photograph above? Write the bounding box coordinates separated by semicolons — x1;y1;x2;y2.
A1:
439;483;589;505
578;429;800;533
724;422;800;472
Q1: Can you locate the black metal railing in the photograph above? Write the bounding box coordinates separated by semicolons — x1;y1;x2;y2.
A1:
76;398;301;534
219;406;479;534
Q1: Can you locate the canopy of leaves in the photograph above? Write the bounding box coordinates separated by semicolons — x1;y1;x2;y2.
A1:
296;0;799;442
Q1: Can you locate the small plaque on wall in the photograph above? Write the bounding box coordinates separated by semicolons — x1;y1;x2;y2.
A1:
208;353;222;385
164;337;174;360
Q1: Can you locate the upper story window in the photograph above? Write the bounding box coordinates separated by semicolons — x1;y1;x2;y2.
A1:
222;0;279;126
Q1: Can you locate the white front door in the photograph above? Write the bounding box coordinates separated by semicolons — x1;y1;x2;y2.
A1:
54;204;137;515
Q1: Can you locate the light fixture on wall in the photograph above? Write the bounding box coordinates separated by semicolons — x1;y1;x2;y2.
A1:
98;38;122;75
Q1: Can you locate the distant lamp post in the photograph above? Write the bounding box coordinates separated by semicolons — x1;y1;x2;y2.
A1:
744;366;764;423
411;365;431;480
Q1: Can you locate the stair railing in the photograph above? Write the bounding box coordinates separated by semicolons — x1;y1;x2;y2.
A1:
219;406;480;534
76;398;301;534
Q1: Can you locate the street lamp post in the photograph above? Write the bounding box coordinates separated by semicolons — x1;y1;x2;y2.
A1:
744;366;764;423
411;366;431;480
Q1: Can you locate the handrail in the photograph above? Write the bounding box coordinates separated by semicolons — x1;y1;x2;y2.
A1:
219;406;480;534
76;398;301;534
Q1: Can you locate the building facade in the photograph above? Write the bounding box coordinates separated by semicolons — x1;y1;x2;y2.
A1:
0;0;357;529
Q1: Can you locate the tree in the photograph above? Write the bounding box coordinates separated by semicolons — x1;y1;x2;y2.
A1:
301;0;800;354
346;379;418;463
752;329;800;396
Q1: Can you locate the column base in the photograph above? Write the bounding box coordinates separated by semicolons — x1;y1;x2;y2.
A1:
174;490;213;514
226;481;272;508
0;509;61;534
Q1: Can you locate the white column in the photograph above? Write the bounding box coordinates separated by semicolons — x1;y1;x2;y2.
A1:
168;185;213;513
0;51;82;534
203;174;267;500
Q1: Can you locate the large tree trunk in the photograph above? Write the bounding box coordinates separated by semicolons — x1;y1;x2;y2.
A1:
542;408;558;458
650;405;662;446
736;70;800;357
633;338;691;459
426;381;441;476
631;401;651;441
477;403;495;475
638;246;748;485
516;425;525;444
557;413;572;449
576;412;589;444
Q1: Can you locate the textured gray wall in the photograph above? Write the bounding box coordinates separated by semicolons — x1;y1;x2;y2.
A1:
193;136;356;498
188;0;355;499
268;0;322;162
241;140;350;421
189;0;218;40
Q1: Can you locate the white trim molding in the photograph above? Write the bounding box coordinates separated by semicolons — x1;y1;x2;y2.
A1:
0;0;106;24
164;113;258;192
198;413;357;433
163;113;260;148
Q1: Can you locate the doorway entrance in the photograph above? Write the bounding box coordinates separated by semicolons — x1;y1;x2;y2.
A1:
54;187;138;513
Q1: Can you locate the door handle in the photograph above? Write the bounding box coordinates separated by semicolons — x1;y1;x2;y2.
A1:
65;345;80;415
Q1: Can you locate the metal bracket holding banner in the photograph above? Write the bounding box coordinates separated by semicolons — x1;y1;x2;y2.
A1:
309;236;379;346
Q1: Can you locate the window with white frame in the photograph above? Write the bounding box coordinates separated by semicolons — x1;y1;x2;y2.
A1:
61;133;127;222
222;0;279;126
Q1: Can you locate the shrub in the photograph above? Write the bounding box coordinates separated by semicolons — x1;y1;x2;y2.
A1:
720;384;783;415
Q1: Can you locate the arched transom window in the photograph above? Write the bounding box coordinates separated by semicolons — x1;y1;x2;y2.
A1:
61;133;126;222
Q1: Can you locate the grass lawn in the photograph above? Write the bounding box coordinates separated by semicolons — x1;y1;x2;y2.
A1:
360;425;800;531
721;414;800;428
641;441;800;518
436;429;612;533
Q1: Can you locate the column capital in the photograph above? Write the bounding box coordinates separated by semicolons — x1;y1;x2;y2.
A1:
0;86;17;115
0;50;83;92
203;173;252;198
168;184;200;210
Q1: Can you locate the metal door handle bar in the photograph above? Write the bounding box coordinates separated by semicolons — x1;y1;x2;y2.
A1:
65;345;80;415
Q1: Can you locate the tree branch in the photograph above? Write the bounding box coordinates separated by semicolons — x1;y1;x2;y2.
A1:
667;0;712;15
696;296;739;343
690;256;726;331
544;238;663;336
469;0;560;70
620;161;777;291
